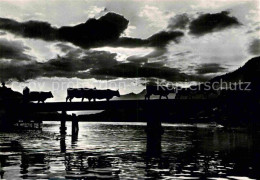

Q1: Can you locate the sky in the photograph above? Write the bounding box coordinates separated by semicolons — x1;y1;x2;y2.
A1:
0;0;259;102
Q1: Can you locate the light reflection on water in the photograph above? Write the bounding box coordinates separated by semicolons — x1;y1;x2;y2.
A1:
0;122;259;179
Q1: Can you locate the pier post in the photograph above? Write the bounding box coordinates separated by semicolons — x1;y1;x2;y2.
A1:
60;110;67;134
71;114;79;144
146;118;163;157
145;106;164;157
71;113;79;135
60;135;66;153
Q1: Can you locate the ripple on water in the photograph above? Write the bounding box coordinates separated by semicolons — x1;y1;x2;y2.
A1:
0;122;259;179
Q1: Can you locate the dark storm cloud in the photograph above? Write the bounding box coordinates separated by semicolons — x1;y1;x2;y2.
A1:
196;63;227;75
0;50;118;82
0;18;57;40
168;13;190;30
0;12;129;48
0;61;41;82
0;13;184;49
116;31;184;63
189;11;241;36
109;37;147;48
58;12;129;48
0;48;207;83
148;31;183;46
91;62;207;82
110;30;184;71
0;38;33;60
248;39;260;55
0;40;208;83
112;31;184;48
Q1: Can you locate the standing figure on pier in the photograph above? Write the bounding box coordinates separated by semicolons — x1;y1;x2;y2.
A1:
23;87;30;103
1;82;6;88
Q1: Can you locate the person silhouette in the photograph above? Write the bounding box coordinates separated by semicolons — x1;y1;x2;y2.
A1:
23;87;30;95
23;87;30;103
1;82;6;88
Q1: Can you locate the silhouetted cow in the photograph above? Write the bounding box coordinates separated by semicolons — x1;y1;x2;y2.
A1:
91;89;120;101
145;86;176;100
66;88;88;102
66;88;120;102
29;91;53;103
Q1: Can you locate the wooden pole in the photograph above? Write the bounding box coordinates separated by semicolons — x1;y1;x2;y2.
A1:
60;110;67;134
71;113;79;140
145;106;163;157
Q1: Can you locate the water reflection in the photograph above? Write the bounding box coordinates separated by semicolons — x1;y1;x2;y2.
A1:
146;130;162;158
0;122;259;179
71;130;78;148
60;134;66;153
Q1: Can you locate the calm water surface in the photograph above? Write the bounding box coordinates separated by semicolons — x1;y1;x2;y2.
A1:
0;122;259;179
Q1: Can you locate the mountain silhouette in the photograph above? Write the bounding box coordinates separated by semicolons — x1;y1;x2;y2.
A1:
210;56;260;83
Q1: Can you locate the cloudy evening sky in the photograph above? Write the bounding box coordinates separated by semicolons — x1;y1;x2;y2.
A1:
0;0;259;101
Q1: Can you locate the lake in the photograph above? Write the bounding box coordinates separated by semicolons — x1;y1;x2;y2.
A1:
0;122;259;179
